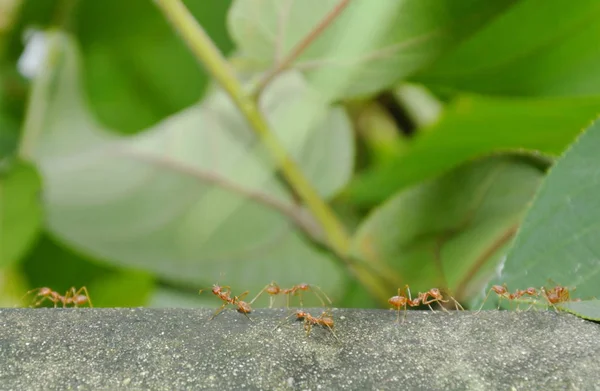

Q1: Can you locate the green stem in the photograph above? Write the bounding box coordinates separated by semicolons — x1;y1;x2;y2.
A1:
155;0;400;305
155;0;350;256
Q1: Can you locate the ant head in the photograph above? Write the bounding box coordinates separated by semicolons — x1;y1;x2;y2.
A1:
211;285;221;294
429;288;442;298
388;295;407;308
492;285;507;294
295;310;308;318
297;283;309;290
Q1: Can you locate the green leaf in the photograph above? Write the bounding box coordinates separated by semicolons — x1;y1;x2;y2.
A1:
75;0;233;133
415;0;600;96
558;300;600;322
228;0;516;100
0;113;19;159
351;156;543;300
86;270;155;307
348;94;600;205
24;32;350;296
498;117;600;302
0;159;42;267
148;287;214;308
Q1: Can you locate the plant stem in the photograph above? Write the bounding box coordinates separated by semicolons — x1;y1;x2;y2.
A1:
155;0;371;270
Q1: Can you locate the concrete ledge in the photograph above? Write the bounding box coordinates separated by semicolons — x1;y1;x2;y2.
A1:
0;308;599;390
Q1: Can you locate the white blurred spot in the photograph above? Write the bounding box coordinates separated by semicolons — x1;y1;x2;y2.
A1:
17;29;48;79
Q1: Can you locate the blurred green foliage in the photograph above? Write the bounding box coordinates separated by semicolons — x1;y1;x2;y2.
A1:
1;0;599;311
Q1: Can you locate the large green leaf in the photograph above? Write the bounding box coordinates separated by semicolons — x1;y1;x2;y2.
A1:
497;118;600;302
0;160;42;267
228;0;516;100
351;156;543;301
75;0;233;133
415;0;600;96
24;32;350;296
348;94;600;205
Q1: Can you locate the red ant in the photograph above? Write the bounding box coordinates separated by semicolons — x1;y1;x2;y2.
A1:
24;286;93;308
388;285;461;323
477;284;513;312
540;284;581;311
250;281;332;308
478;283;579;312
417;287;464;312
199;284;253;321
274;309;339;341
477;284;539;312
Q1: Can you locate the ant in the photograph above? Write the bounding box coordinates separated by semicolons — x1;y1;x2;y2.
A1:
388;285;461;323
274;309;339;341
388;288;409;323
540;284;581;311
417;287;464;312
199;284;253;321
477;283;579;312
24;286;93;308
250;281;332;308
477;284;538;312
476;284;513;312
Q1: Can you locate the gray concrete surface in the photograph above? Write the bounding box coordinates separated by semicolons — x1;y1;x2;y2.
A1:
0;308;599;390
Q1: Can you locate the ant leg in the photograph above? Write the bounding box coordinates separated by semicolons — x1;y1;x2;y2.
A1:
21;288;42;307
402;285;412;323
436;299;451;313
310;285;333;307
80;286;93;308
71;286;93;307
272;310;297;331
451;297;465;311
33;295;53;308
249;285;269;305
236;291;250;301
475;288;496;314
393;288;402;324
240;310;253;322
324;324;340;342
304;320;312;337
209;303;229;321
64;287;77;308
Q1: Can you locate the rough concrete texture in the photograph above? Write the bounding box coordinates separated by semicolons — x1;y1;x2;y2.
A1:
0;308;599;390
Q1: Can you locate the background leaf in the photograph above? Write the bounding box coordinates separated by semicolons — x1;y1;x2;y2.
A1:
0;159;42;267
351;155;543;301
415;0;600;96
24;32;350;299
229;0;516;100
348;94;600;205
75;0;233;133
496;117;600;302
